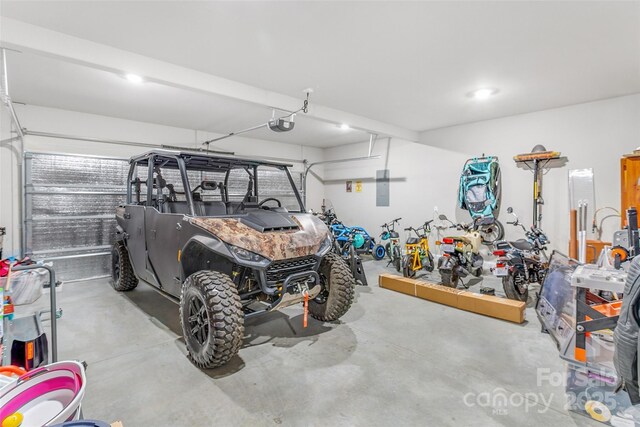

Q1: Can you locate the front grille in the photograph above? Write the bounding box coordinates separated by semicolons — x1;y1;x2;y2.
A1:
266;256;317;283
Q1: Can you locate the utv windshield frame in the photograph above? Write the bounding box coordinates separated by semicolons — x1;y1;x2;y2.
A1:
126;150;305;214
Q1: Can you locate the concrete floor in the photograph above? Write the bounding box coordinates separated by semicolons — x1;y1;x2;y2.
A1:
17;260;604;426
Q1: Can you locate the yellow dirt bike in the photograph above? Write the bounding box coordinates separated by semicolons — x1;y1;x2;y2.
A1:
401;221;435;278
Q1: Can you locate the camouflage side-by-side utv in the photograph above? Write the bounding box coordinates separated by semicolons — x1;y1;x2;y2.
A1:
111;150;355;368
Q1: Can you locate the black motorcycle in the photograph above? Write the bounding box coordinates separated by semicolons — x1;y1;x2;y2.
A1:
492;207;549;302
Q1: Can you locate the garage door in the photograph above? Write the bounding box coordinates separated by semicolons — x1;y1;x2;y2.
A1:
24;152;129;282
24;152;305;283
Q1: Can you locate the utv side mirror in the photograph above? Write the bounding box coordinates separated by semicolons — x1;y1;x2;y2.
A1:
200;180;218;191
507;207;513;214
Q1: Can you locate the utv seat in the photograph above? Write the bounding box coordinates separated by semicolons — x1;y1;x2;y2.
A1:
165;201;191;215
202;201;227;216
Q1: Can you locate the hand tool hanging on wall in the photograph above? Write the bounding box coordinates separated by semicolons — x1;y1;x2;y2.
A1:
513;145;567;228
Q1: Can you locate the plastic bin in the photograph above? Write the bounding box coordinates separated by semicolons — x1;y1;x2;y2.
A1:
0;268;47;305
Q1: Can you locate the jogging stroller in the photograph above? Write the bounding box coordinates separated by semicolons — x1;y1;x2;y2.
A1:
458;156;504;245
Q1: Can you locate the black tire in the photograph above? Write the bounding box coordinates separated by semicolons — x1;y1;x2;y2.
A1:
372;244;386;260
423;251;435;272
440;271;459;288
392;246;402;272
310;252;355;321
502;270;529;302
180;271;244;368
385;243;392;260
480;220;505;246
402;254;416;278
111;241;138;291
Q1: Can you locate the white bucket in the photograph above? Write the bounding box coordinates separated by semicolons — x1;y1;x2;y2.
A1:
0;361;86;427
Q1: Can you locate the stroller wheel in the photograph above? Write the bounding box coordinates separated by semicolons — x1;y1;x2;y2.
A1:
479;220;504;245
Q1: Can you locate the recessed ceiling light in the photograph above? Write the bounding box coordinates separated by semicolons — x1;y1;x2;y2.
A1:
125;73;143;84
468;88;499;101
340;123;350;130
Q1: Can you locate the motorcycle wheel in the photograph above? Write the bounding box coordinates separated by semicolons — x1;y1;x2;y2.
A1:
423;251;435;272
373;244;386;260
392;246;402;272
385;243;391;260
479;220;505;246
440;271;459;288
502;270;528;302
402;254;415;278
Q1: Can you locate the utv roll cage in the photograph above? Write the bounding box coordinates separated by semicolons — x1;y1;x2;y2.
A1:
126;149;305;215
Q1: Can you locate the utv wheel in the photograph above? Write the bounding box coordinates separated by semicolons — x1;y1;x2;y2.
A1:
402;255;416;278
111;241;138;291
503;271;528;302
310;252;355;322
180;271;244;369
372;244;386;260
440;271;459;288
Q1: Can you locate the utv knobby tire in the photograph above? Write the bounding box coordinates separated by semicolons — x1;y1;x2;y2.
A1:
111;241;138;291
180;271;244;369
310;252;355;322
502;272;528;302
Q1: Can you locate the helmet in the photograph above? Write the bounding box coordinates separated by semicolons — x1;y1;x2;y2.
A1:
531;144;547;153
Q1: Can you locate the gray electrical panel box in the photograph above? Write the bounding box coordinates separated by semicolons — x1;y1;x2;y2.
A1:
376;169;390;207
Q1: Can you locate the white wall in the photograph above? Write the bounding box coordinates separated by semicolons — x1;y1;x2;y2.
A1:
0;105;325;257
0;102;22;259
324;94;640;253
323;137;470;248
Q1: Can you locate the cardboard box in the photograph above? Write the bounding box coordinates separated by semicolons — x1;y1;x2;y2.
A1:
378;273;526;324
379;274;416;296
457;291;525;324
415;282;462;306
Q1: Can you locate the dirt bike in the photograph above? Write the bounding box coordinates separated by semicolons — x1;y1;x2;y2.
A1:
373;218;402;272
492;207;549;302
401;221;435;278
436;214;484;288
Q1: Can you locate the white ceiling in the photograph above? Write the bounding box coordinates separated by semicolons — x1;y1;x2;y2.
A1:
5;51;370;147
2;1;639;142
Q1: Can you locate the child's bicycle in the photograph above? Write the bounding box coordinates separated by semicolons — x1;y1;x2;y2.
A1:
373;218;402;272
401;221;435;278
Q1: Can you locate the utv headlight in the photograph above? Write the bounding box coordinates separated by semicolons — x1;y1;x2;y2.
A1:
228;244;270;267
317;235;333;256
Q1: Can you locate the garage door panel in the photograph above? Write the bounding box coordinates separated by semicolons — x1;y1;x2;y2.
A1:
29;154;129;186
25;152;128;282
30;194;126;217
30;218;117;252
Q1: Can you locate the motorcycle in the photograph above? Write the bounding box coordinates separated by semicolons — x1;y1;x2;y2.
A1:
401;221;435;278
492;207;549;302
436;214;484;288
373;218;402;272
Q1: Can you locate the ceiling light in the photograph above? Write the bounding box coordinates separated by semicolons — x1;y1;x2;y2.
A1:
340;123;350;130
468;88;499;101
125;73;143;84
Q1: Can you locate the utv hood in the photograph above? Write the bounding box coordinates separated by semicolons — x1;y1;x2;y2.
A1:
189;213;329;261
